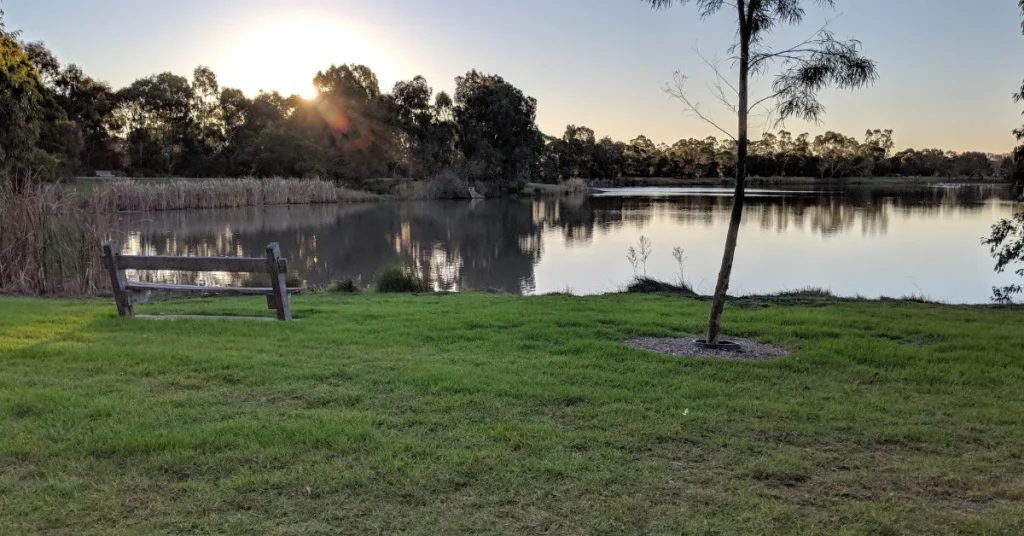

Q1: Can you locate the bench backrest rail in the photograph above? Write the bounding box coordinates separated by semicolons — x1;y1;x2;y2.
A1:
102;241;294;321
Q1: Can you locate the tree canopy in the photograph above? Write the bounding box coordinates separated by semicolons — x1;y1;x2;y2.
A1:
0;11;1012;194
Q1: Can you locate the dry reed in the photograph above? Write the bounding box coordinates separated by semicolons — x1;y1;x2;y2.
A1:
89;178;378;213
0;183;107;295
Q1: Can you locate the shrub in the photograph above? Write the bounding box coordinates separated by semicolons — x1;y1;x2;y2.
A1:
326;279;359;293
375;266;431;293
240;272;304;289
425;170;470;200
626;277;697;296
769;286;836;299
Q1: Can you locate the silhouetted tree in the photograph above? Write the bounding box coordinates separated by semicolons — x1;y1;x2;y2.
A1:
0;14;72;186
454;70;543;194
300;63;397;180
115;72;195;175
54;64;123;171
386;76;457;177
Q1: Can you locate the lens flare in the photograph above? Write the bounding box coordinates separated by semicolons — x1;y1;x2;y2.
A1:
315;99;352;133
314;97;373;150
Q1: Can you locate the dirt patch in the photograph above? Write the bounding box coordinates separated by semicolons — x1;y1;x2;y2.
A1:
626;336;791;360
136;315;280;322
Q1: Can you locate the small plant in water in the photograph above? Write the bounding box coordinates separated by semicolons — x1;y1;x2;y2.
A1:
626;236;653;277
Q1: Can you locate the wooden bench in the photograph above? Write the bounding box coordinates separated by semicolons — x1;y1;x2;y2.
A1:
102;242;302;321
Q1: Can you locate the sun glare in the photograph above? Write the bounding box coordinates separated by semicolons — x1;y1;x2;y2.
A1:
217;13;397;99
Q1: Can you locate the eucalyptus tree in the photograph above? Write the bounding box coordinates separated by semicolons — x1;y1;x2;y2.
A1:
980;1;1024;303
643;0;877;345
454;70;544;194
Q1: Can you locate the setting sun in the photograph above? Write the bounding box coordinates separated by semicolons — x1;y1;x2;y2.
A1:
216;13;397;99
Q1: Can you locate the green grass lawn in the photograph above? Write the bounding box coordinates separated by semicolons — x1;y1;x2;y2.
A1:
1;294;1023;535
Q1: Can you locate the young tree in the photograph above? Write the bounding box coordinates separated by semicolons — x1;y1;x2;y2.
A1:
981;1;1024;303
644;0;877;345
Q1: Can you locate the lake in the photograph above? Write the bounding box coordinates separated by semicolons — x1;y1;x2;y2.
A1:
113;184;1023;304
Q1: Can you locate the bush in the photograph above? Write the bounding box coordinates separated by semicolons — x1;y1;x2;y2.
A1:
375;266;431;293
425;170;469;200
240;272;304;289
326;279;359;293
769;286;836;299
626;277;697;296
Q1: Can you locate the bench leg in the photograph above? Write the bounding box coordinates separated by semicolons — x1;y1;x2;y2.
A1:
265;243;292;321
102;242;134;318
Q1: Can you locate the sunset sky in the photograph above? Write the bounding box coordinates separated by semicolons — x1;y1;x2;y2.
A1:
5;0;1022;153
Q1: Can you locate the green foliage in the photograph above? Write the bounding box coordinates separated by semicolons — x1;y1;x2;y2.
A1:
454;70;544;194
1;293;1024;533
769;286;837;299
424;169;469;199
626;276;696;295
0;26;49;185
325;279;359;293
983;212;1024;303
240;272;304;289
374;265;431;293
980;1;1024;304
385;76;457;178
1012;4;1024;192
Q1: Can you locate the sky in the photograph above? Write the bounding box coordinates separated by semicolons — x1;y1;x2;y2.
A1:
4;0;1023;153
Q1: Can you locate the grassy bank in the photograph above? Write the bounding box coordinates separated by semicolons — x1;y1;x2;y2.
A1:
2;293;1023;534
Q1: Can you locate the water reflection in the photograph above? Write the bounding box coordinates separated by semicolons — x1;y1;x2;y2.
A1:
113;184;1022;303
116;200;544;293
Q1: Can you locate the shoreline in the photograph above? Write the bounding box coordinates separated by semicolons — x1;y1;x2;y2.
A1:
3;290;1015;308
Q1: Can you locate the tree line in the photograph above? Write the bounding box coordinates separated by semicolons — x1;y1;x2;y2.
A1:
0;12;1011;195
542;127;1006;182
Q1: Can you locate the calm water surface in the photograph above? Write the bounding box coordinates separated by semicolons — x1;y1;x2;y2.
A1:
114;185;1023;304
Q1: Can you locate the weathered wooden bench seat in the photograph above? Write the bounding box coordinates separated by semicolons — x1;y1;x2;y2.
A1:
102;242;302;321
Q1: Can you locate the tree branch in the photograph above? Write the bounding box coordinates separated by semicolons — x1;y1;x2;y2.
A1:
664;71;737;141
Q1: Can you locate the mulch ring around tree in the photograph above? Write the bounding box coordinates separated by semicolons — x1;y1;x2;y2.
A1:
625;336;791;360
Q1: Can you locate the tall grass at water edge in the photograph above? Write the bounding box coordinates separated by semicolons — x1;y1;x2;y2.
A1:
0;184;106;295
89;178;378;212
2;178;377;295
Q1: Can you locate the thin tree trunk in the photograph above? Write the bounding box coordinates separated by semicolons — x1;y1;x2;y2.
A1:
705;8;751;345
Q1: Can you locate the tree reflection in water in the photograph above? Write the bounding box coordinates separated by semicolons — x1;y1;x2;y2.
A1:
113;184;1017;296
